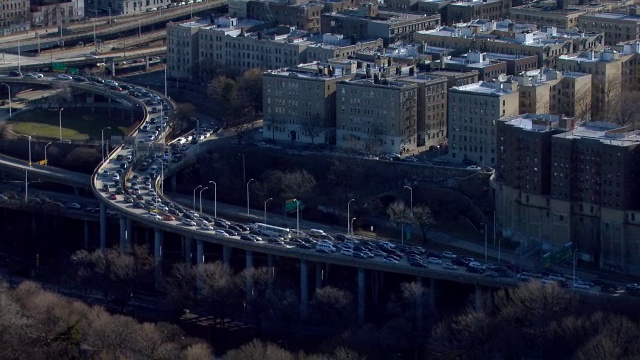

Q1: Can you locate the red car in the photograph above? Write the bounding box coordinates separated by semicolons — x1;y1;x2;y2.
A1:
163;214;175;221
109;193;117;200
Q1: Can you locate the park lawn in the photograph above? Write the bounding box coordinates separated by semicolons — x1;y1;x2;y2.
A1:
10;109;130;141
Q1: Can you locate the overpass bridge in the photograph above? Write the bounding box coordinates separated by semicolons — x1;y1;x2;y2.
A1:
0;0;227;53
0;76;576;325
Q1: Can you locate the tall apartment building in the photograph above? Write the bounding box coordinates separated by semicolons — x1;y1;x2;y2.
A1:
336;77;418;154
321;3;441;45
262;65;350;144
509;4;586;29
432;51;507;81
167;17;382;79
414;23;605;67
578;10;640;46
557;49;623;120
446;0;511;25
495;118;640;275
0;0;29;36
447;78;519;166
30;0;85;28
512;69;591;118
398;73;448;148
245;1;324;33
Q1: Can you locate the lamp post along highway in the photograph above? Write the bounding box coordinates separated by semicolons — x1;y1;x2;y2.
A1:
404;185;413;213
246;178;255;215
209;181;217;218
347;198;355;235
294;198;300;235
101;127;111;164
199;187;208;213
162;64;167;97
58;108;64;142
1;83;11;118
44;142;52;166
27;135;34;167
193;185;202;211
351;217;356;237
264;197;273;224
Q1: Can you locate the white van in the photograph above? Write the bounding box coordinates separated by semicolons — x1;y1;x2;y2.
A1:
316;242;336;253
309;229;327;237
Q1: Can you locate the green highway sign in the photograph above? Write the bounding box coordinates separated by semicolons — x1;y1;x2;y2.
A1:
52;63;66;72
285;199;304;213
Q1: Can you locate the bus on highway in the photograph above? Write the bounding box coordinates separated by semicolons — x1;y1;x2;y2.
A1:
253;223;291;239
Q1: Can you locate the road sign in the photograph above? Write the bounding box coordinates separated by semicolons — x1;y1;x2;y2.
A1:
68;68;79;75
543;242;573;267
285;199;303;213
52;62;66;72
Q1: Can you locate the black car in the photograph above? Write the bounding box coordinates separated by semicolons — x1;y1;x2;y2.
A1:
214;220;229;228
466;266;485;274
136;194;144;201
133;201;144;209
73;75;88;82
426;251;442;259
335;234;350;242
222;229;237;236
9;70;22;77
297;243;313;250
201;215;214;223
235;224;249;232
229;224;243;232
88;76;104;84
452;257;470;267
353;252;369;259
240;235;255;242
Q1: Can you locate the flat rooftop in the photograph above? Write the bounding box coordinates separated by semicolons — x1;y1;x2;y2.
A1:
451;0;503;6
580;12;640;23
265;67;346;80
555;121;640;145
343;78;415;88
451;81;514;95
503;114;559;132
397;73;448;83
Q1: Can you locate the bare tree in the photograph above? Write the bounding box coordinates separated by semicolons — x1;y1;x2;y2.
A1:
197;262;237;328
236;68;263;117
299;116;324;145
387;200;412;231
310;286;355;332
223;339;295;360
235;267;274;332
575;87;593;123
412;205;435;244
162;263;198;319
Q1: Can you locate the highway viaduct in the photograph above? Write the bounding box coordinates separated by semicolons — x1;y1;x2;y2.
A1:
0;76;515;323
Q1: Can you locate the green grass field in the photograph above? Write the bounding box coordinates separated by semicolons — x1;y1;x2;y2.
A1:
10;108;131;141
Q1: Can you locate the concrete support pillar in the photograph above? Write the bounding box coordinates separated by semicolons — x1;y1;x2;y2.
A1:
222;245;232;265
315;262;323;290
246;250;254;304
300;258;308;319
475;284;483;312
170;175;177;192
119;216;127;252
196;240;204;265
99;202;107;250
154;228;163;290
430;279;438;312
184;237;192;265
358;267;365;325
126;217;133;248
267;254;275;290
83;220;89;250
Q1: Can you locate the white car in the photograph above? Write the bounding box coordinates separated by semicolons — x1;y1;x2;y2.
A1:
427;257;442;265
105;80;119;87
148;189;156;196
442;251;456;259
384;257;399;264
65;202;82;209
186;210;199;218
156;204;168;211
57;74;72;80
101;169;110;177
112;173;120;181
201;224;214;231
182;219;196;226
341;249;354;256
146;213;162;220
214;230;229;237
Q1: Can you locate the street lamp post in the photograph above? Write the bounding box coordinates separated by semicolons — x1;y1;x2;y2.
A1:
239;154;246;186
347;198;355;235
1;83;11;118
199;187;208;213
264;197;273;224
483;223;488;261
101;127;111;164
209;180;217;218
190;117;200;150
58;108;64;142
293;198;300;235
27;135;34;167
246;178;255;215
573;249;578;289
44;142;52;165
404;185;413;213
162;64;167;97
351;217;356;237
193;185;202;211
